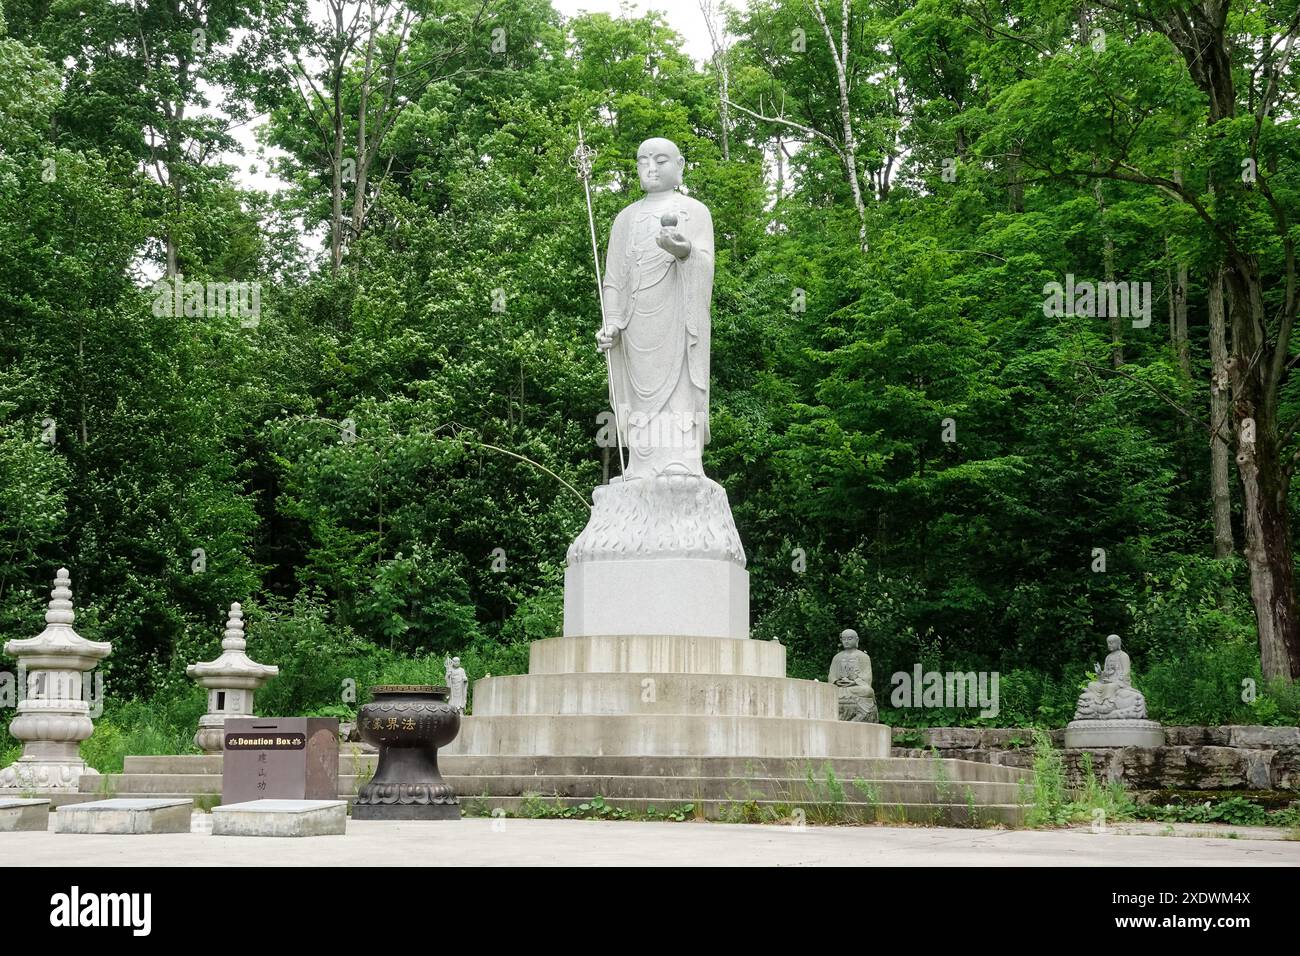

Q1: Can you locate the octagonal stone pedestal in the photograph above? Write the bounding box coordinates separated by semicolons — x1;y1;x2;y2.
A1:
1064;719;1165;749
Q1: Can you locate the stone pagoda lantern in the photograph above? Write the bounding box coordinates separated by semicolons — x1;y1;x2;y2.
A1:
187;603;278;753
0;569;112;790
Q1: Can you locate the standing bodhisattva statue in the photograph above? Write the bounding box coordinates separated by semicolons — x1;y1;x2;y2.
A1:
596;138;714;479
444;655;468;712
566;133;745;641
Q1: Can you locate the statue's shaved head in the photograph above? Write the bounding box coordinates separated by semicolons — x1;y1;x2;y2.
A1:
636;137;685;193
637;137;682;160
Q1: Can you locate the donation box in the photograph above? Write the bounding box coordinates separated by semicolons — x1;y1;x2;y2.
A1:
222;717;340;804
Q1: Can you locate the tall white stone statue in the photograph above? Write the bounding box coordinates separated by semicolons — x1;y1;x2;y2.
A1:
435;132;894;767
0;569;111;790
596;138;714;479
566;137;747;640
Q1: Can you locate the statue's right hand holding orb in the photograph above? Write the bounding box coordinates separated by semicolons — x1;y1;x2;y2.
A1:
655;213;691;259
596;325;619;352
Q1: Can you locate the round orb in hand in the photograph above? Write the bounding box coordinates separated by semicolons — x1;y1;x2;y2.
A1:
660;213;678;228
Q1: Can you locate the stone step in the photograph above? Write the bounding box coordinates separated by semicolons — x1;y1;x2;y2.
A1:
457;795;1027;826
121;753;1031;784
443;714;892;758
84;773;1025;804
35;791;1026;826
471;672;838;720
84;759;1029;809
123;754;375;775
80;774;224;795
445;774;1028;804
528;634;786;677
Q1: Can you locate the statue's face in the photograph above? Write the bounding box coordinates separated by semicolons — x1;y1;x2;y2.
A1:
452;657;461;667
637;138;684;193
840;630;858;650
1107;635;1121;652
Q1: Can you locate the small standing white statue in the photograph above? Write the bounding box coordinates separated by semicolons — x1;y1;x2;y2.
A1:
444;655;468;712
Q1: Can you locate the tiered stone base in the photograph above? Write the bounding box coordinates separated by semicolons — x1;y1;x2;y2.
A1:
445;713;889;758
447;634;889;759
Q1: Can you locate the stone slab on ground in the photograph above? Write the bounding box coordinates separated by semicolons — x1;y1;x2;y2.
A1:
55;798;192;834
211;799;347;837
4;818;1298;866
1088;821;1299;842
0;798;50;832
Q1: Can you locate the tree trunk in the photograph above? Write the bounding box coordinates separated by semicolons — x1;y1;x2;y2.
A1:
1007;144;1024;213
1092;178;1124;367
811;0;867;248
1174;267;1191;373
1207;264;1234;559
1226;263;1300;680
1169;171;1191;376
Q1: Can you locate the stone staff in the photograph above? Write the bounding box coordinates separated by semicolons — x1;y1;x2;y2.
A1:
570;124;627;473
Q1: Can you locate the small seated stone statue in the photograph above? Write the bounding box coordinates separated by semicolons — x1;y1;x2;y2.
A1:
1063;633;1163;747
1073;634;1147;720
829;629;878;723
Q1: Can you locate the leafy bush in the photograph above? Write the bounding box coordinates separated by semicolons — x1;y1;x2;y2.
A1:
1133;796;1294;828
1142;640;1300;726
80;696;204;773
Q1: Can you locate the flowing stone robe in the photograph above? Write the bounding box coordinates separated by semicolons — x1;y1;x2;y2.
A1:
603;191;714;478
445;657;469;712
829;649;878;722
1074;649;1148;720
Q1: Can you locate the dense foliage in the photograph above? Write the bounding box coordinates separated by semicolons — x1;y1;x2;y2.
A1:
2;0;1298;758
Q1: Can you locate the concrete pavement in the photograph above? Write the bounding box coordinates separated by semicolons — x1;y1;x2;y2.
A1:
5;817;1298;866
